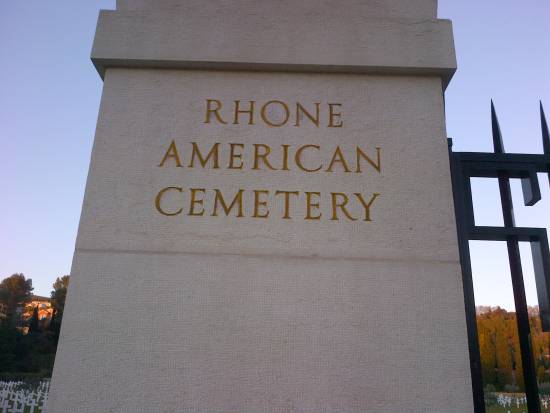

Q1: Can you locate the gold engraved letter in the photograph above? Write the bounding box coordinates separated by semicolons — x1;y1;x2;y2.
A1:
354;192;380;221
274;190;299;219
305;192;322;220
326;146;351;172
281;145;290;171
328;103;343;128
295;102;320;127
189;142;220;169
158;140;182;167
212;189;245;217
260;100;290;127
204;99;227;124
295;145;322;172
253;190;270;218
252;144;278;170
330;193;357;221
233;100;255;125
188;188;206;216
356;147;381;173
228;143;245;170
155;186;183;216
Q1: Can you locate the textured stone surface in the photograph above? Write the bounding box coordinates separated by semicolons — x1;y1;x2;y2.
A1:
50;250;471;413
76;70;456;264
92;10;456;84
47;0;472;411
116;0;438;19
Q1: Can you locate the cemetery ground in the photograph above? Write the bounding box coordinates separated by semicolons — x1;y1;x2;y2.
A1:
0;274;67;412
4;274;550;411
0;379;49;413
485;393;550;412
2;382;550;413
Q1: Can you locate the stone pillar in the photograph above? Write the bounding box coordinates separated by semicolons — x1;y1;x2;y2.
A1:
47;1;473;411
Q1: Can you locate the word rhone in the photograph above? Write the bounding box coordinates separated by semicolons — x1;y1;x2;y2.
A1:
204;99;343;127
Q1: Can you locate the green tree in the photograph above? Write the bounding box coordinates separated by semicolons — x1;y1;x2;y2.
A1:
50;275;69;341
0;325;17;372
28;306;40;334
0;274;33;373
538;365;546;383
476;306;550;390
0;273;33;326
478;317;497;385
51;275;69;316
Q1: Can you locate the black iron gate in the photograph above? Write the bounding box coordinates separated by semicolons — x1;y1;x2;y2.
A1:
449;102;550;412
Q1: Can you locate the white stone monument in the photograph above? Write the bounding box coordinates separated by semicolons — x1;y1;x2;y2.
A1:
47;0;473;411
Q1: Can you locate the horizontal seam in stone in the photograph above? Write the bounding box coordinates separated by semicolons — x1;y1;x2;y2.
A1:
74;247;460;265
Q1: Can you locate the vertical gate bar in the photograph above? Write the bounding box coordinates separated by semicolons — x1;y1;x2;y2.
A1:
462;170;476;226
541;102;549;185
530;236;550;332
500;186;540;413
536;102;550;331
449;140;486;413
492;102;541;412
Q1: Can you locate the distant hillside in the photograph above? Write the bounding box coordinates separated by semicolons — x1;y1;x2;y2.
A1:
476;305;541;316
476;306;550;391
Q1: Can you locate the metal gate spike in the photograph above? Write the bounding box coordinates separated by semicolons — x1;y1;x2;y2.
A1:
541;102;550;187
491;100;505;154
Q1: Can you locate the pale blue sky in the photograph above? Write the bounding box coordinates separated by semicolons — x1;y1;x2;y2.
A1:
0;1;549;310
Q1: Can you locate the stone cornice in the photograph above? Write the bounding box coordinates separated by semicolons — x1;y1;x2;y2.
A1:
92;9;456;87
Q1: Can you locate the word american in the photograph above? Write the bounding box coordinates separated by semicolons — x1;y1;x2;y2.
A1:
159;140;381;173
